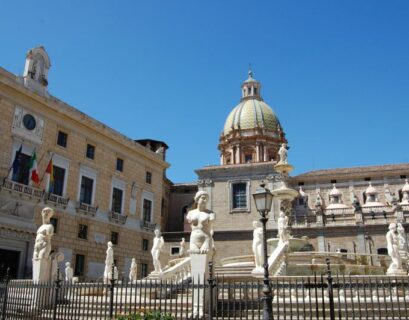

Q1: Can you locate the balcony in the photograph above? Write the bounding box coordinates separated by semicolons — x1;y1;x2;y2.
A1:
44;192;69;208
76;202;98;216
140;220;156;231
2;179;44;201
108;211;127;225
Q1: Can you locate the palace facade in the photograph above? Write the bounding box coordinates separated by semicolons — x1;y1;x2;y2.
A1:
0;47;169;279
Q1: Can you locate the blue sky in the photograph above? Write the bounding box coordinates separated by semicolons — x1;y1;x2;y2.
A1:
1;1;408;182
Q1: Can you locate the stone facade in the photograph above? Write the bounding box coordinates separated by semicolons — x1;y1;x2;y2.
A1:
0;48;169;280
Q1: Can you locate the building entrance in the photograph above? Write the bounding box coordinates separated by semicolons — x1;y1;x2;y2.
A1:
0;249;20;279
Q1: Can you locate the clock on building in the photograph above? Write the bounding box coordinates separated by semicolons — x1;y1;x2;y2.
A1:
22;114;36;131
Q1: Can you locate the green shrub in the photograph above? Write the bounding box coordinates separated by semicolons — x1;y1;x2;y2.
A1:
115;311;174;320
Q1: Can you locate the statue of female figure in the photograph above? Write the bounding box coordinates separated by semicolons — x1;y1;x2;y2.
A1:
103;241;116;282
129;258;138;282
277;143;288;164
151;229;164;273
65;262;74;283
252;221;263;271
386;223;402;272
186;191;215;254
277;210;289;244
33;207;54;259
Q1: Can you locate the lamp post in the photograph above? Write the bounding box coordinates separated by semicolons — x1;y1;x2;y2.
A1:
253;183;274;320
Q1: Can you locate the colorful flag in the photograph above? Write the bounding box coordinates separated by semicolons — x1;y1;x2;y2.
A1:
29;151;40;184
45;158;54;184
11;144;23;176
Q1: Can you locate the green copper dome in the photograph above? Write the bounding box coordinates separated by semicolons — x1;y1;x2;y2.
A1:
223;99;281;136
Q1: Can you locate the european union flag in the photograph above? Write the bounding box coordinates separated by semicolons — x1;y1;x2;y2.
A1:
12;144;23;176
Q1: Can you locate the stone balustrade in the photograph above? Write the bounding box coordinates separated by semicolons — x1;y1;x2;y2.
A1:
76;202;98;216
108;211;127;225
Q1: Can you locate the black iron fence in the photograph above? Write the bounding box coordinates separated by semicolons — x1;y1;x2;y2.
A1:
1;263;409;319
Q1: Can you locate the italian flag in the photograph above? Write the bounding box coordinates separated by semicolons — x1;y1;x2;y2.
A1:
45;158;54;185
29;151;40;185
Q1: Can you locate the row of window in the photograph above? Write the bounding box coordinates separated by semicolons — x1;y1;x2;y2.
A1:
56;130;152;182
12;149;154;222
51;218;120;245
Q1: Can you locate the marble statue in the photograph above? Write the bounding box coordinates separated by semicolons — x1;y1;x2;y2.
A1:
179;237;186;257
277;210;289;244
277;143;288;165
186;191;215;253
151;229;164;273
252;221;263;271
386;223;402;273
129;258;138;283
103;241;118;282
397;223;407;251
50;252;64;281
33;207;54;259
65;262;74;283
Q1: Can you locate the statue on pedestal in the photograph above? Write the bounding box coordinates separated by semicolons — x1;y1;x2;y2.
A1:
186;190;216;318
186;191;215;254
151;229;164;273
33;207;54;260
103;241;118;283
65;262;74;283
129;258;138;283
386;223;403;274
252;221;263;271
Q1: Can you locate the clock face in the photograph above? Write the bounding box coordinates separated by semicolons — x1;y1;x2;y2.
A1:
23;114;36;131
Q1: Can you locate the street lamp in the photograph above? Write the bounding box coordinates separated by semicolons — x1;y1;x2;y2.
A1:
253;183;274;320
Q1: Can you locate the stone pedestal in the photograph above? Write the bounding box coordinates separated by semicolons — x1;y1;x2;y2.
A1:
387;268;407;276
33;258;52;282
32;258;53;309
190;253;210;318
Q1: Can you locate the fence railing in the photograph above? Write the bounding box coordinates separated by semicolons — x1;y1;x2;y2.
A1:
1;262;409;319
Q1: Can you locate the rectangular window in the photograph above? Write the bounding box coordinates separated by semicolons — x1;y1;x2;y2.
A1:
146;171;152;184
143;199;152;222
78;224;88;240
50;217;58;234
11;152;31;185
171;247;180;256
111;231;119;245
116;158;124;172
50;165;65;196
74;254;85;276
111;187;123;213
232;183;247;209
86;144;95;159
80;176;94;205
141;263;148;278
142;239;149;251
57;131;68;148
